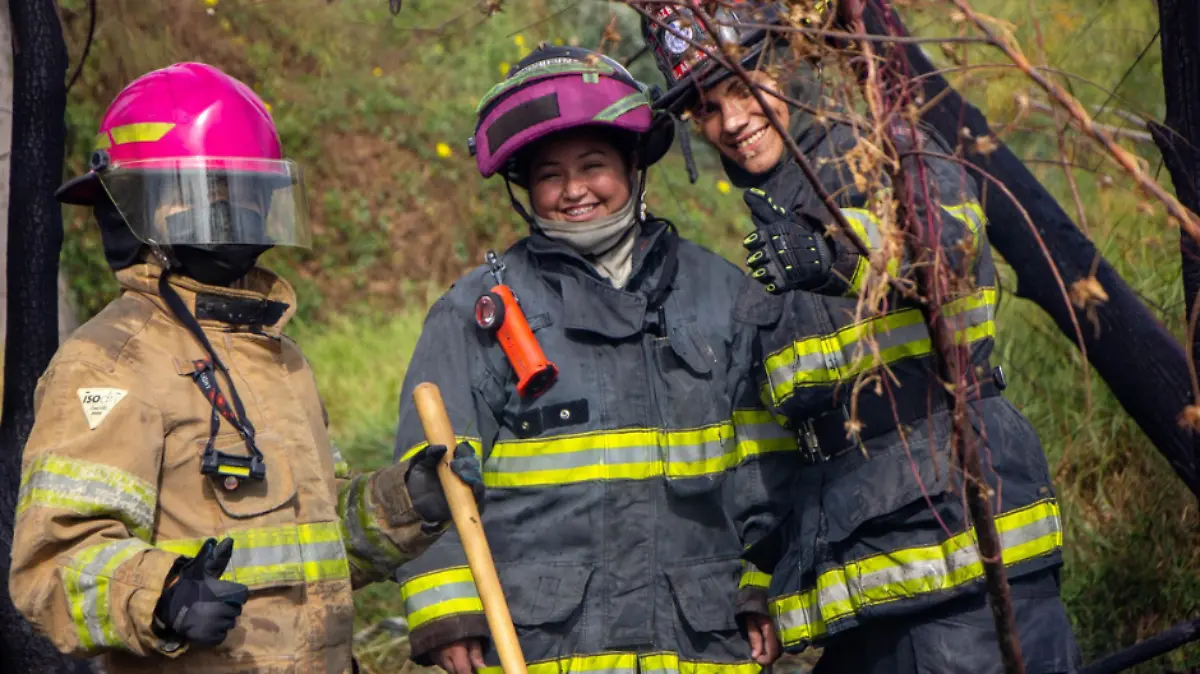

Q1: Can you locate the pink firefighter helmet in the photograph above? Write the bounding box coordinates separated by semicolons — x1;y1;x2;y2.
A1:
471;45;674;187
58;62;310;249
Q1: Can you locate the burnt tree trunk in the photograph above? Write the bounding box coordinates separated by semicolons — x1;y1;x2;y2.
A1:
857;0;1199;498
0;0;85;671
1151;0;1200;390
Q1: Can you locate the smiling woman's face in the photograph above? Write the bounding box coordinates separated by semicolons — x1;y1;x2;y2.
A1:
528;132;632;223
692;70;791;175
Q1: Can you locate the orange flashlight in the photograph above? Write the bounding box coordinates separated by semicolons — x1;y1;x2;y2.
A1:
474;250;558;399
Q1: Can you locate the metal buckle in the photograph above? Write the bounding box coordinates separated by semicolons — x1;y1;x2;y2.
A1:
800;419;824;463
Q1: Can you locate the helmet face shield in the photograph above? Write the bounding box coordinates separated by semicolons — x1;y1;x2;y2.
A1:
100;158;311;249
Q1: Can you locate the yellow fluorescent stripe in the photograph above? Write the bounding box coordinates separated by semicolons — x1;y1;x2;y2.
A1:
218;465;251;477
93;132;111;150
490;426;731;459
108;122;175;145
400;566;476;600
400;436;482;462
846;255;870;296
739;569;771;589
407;597;484;629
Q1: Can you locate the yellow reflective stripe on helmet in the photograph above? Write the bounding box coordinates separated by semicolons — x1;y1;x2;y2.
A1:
399;436;483;463
764;288;997;403
18;454;157;541
594;92;650;122
108;122;175;146
63;538;151;651
484;423;758;488
400;566;483;630
732;409;798;460
94;132;112;150
772;499;1061;647
157;522;349;588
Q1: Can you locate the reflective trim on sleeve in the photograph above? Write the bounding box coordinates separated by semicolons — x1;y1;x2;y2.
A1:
772;499;1062;647
157;522;350;588
739;567;771;590
732;409;798;460
400;566;483;630
841;208;903;296
764;288;997;404
484;423;755;488
338;474;405;576
18;454;157;541
399;436;483;463
942;201;986;250
331;443;350;479
63;538;152;651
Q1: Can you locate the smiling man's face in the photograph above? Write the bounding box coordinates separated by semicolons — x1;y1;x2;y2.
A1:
692;70;791;175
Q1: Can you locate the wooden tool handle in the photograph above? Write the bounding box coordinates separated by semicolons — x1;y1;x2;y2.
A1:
412;383;527;674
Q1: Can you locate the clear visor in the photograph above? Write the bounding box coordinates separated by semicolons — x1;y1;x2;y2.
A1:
99;158;311;249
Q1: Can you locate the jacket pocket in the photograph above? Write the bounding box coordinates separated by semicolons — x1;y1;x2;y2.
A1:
820;416;953;544
663;557;740;633
497;562;592;627
202;431;298;519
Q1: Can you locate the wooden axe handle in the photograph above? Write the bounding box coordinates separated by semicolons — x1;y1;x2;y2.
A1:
412;383;527;674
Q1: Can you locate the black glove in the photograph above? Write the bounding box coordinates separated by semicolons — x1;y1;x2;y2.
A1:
153;537;249;649
742;188;834;294
405;442;485;526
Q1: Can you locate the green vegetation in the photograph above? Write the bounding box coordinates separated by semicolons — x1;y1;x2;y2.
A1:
55;0;1197;671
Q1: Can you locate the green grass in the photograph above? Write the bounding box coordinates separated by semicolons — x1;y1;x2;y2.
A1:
53;0;1200;671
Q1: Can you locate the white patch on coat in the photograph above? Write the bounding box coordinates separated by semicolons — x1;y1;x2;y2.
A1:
77;388;128;430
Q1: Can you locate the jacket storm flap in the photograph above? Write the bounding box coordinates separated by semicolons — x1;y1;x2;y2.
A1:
393;221;799;672
10;263;441;673
737;120;1064;650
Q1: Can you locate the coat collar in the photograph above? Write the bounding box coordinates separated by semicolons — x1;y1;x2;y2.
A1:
117;263;298;337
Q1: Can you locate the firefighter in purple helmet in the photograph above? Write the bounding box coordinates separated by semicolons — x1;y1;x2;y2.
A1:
392;45;801;673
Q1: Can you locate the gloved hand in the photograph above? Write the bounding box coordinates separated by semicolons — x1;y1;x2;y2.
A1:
405;442;485;526
742;188;834;294
153;537;249;648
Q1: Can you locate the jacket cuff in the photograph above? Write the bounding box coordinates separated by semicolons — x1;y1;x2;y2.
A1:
124;548;188;657
735;586;770;619
369;464;443;553
408;613;492;666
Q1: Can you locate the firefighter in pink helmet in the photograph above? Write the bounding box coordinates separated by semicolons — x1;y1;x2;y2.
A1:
9;62;482;673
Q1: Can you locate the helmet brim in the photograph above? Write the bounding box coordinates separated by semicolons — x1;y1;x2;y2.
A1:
651;40;770;115
55;172;104;206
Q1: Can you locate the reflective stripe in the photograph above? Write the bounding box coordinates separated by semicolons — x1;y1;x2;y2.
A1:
477;62;616;114
739;568;771;590
400;566;482;629
732;409;798;459
764;288;997;403
773;499;1062;647
157;522;350;587
942;202;986;249
594;93;650;122
842;208;902;296
94;132;112;151
338;474;405;576
331;443;350;479
18;454;157;541
485;424;748;488
478;652;759;674
108;122;175;145
399;436;483;463
63;538;150;650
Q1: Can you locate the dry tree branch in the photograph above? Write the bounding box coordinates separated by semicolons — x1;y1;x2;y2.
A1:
837;1;1026;670
946;0;1200;243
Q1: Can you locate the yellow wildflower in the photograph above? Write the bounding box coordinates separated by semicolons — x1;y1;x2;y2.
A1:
514;34;526;48
717;180;732;195
264;102;273;114
499;61;510;76
372;66;383;77
553;38;564;46
219;18;231;31
436;143;453;159
204;0;218;6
